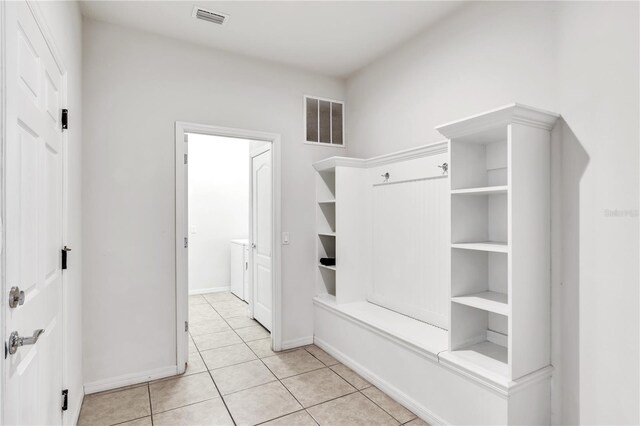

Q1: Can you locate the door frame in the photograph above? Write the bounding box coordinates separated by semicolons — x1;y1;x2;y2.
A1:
0;1;71;423
174;121;282;373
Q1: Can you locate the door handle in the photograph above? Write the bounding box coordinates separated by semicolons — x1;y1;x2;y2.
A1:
8;329;45;355
8;286;25;308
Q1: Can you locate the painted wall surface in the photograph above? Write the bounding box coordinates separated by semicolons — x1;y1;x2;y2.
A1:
346;2;639;424
188;134;250;293
34;0;84;422
82;19;345;386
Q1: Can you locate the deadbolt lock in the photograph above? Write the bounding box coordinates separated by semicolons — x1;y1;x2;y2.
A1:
9;286;25;308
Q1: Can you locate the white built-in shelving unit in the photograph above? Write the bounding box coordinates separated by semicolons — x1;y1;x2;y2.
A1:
437;103;558;382
315;166;337;297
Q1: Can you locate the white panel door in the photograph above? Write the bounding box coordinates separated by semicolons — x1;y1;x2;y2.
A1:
251;150;272;331
369;176;449;329
4;2;66;424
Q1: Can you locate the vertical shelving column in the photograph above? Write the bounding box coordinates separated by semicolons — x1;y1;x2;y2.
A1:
315;166;336;297
437;104;558;383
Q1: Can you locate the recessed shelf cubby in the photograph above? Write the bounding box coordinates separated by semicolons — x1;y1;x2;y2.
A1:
450;303;509;376
449;127;508;191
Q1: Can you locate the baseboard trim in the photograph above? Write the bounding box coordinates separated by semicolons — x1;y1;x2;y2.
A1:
84;365;178;395
189;286;229;295
281;335;314;350
314;336;447;426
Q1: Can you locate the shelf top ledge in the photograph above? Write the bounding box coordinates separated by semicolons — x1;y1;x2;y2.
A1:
312;140;448;171
435;103;560;139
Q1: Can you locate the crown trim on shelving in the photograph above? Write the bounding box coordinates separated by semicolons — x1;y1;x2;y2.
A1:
312;140;448;171
435;103;560;139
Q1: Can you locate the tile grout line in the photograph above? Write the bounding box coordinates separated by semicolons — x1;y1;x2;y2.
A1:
206;293;309;424
199;292;413;425
358;387;415;424
147;383;154;426
200;295;248;426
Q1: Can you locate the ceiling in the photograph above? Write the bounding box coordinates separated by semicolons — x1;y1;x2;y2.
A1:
79;1;467;78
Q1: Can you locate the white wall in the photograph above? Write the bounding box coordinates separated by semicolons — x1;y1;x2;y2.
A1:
346;2;639;424
33;1;84;422
188;134;249;293
82;18;345;387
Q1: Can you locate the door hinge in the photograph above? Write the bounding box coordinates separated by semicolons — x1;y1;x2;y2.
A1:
184;154;188;164
185;321;189;332
61;389;68;411
61;246;71;270
184;237;188;248
61;109;68;130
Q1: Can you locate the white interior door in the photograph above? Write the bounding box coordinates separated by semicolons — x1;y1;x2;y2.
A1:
4;2;66;424
251;149;272;331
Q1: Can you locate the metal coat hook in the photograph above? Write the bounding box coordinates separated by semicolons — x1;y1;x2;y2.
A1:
438;163;448;175
381;172;390;182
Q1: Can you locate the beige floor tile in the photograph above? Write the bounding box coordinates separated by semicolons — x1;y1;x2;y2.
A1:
184;352;207;376
189;295;207;305
152;398;233;426
209;299;247;310
192;330;243;351
188;336;198;354
362;387;416;423
190;303;218;315
117;417;152;426
330;364;371;390
223;381;302;425
262;349;324;379
190;305;222;323
211;359;277;395
281;368;356;407
246;337;276;358
203;292;239;304
217;306;250;319
189;319;231;336
149;372;219;414
201;343;257;370
261;410;318;426
235;325;270;342
404;417;430;426
307;392;398;426
78;385;150;425
226;316;260;330
304;345;339;366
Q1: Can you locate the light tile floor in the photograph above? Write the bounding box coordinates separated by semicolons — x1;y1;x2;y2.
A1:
79;292;427;426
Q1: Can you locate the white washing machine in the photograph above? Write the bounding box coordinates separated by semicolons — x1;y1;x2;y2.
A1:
229;239;249;301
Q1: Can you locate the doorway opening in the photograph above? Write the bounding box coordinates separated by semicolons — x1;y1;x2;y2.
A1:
175;122;282;375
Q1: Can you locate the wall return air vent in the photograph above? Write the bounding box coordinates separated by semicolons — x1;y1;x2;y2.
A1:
192;6;229;25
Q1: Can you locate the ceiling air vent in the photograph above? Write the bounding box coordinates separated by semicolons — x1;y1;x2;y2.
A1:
192;6;229;25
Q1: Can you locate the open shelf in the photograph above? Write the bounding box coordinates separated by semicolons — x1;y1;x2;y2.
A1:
318;232;336;237
452;291;509;316
318;264;336;271
451;185;508;195
441;340;509;379
451;242;508;253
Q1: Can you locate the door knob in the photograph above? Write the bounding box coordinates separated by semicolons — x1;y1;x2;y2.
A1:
8;329;45;355
8;286;25;308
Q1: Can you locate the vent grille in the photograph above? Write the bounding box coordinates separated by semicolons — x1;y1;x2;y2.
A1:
193;7;228;25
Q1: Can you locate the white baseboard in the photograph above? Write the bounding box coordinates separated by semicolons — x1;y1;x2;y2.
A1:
189;286;229;295
281;335;314;350
84;365;178;395
314;336;447;426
